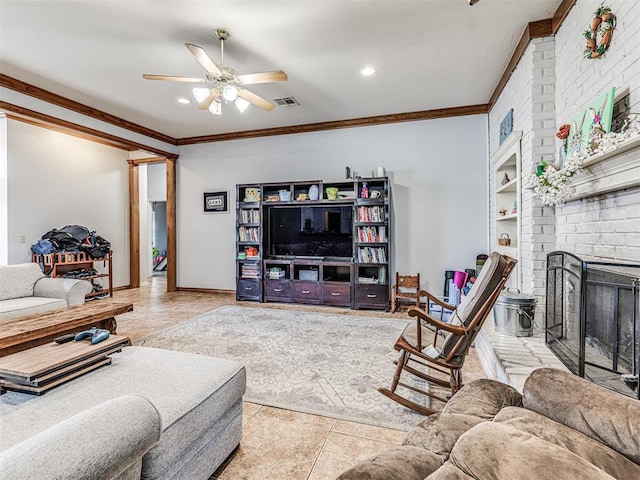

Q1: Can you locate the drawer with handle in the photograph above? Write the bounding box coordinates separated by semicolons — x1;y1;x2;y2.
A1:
237;278;261;299
357;284;389;308
264;279;292;299
292;281;321;301
322;282;351;306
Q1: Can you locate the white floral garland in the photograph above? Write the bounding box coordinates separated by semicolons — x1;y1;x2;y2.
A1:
524;115;640;206
523;155;582;206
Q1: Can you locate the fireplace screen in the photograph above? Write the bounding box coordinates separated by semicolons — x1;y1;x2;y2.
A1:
546;251;639;399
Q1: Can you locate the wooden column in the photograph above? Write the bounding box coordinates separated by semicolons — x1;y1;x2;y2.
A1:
166;158;177;292
128;161;140;288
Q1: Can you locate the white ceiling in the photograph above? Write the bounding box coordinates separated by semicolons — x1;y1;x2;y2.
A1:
0;0;561;140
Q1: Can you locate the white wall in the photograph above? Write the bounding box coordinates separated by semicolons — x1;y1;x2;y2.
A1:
177;115;488;293
138;165;150;284
6;120;130;287
0;114;7;264
147;163;166;201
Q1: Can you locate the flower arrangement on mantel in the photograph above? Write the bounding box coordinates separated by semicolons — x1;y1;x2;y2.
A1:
525;115;640;206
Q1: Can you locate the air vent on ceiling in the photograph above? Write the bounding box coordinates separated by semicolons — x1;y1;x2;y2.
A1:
273;96;300;107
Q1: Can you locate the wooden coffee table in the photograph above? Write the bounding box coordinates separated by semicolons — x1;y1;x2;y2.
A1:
0;334;130;395
0;302;133;357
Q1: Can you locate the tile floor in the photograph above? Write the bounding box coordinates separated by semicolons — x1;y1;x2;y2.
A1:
107;277;488;480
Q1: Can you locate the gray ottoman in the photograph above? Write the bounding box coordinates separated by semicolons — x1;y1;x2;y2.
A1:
0;346;246;480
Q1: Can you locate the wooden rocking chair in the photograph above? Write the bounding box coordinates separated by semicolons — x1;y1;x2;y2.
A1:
379;252;517;415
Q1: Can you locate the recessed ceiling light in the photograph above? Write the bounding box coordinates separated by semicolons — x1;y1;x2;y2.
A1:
177;98;191;104
361;66;377;76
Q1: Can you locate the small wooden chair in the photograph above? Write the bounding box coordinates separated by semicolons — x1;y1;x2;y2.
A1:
391;273;420;313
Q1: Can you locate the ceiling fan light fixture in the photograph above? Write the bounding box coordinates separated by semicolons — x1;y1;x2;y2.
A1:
223;85;238;102
177;97;191;104
192;87;211;103
234;97;250;113
360;66;377;76
145;29;287;115
208;99;222;115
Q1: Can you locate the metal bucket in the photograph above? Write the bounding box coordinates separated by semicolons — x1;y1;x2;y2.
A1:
493;289;536;337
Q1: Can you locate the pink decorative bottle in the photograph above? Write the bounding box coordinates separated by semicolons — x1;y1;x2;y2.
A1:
361;182;369;199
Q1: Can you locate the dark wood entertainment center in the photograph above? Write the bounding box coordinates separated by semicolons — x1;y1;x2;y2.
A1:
236;177;391;310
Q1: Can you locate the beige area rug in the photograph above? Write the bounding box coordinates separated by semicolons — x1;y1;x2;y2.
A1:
136;305;427;431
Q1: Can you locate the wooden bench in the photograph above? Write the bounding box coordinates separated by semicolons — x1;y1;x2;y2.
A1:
0;302;133;357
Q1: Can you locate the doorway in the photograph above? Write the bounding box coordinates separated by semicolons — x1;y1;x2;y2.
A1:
151;201;167;277
129;157;174;291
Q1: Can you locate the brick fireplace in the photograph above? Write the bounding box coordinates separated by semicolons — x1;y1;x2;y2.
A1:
546;251;639;398
481;1;640;390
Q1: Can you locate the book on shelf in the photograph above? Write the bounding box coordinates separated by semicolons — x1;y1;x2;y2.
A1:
357;206;385;223
238;226;259;242
357;247;387;263
239;209;260;223
357;226;387;243
241;264;260;278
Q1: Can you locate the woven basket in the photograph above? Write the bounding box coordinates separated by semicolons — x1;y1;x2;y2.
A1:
498;233;511;246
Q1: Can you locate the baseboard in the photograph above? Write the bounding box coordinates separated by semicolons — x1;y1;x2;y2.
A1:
113;285;131;292
176;287;235;294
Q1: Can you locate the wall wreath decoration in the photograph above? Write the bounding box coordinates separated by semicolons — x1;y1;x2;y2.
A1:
583;4;615;59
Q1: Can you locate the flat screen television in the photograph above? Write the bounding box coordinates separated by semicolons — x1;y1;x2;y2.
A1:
267;206;353;258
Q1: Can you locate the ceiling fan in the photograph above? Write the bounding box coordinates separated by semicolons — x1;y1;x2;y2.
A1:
143;28;287;115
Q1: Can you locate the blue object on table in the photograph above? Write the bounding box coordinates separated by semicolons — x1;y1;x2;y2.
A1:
74;327;110;344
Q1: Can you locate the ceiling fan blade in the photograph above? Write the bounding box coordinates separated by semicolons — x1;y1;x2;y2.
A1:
185;43;222;75
237;70;288;85
143;74;207;83
198;90;220;110
237;88;276;111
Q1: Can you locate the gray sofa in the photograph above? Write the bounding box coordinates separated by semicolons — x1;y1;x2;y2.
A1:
338;368;640;480
0;262;92;320
0;346;246;480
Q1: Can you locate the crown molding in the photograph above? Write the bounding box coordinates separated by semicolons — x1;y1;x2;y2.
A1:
176;104;489;145
1;101;179;160
487;19;553;111
0;74;177;145
553;0;577;33
487;0;578;112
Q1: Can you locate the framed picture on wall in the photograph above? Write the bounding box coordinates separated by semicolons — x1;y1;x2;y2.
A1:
499;108;514;145
203;191;228;213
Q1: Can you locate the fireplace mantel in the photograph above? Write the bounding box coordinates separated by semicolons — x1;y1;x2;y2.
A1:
568;135;640;201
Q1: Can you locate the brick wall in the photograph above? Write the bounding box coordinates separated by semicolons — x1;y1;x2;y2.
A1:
488;0;640;327
489;38;557;321
555;187;640;260
554;0;640;264
488;41;533;290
